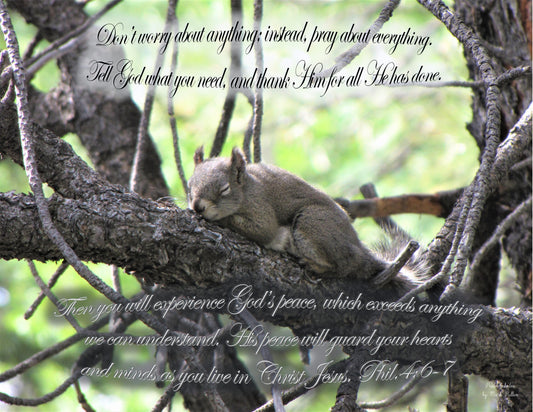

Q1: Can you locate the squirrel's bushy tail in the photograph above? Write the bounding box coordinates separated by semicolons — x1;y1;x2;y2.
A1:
372;228;430;294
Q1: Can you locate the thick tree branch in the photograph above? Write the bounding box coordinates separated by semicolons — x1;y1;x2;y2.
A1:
0;189;530;389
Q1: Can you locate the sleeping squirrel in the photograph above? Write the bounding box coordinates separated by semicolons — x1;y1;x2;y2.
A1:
188;147;425;290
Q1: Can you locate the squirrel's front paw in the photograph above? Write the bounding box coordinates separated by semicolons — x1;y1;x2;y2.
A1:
299;257;333;276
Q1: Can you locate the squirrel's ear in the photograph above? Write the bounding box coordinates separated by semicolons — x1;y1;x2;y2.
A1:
230;147;246;183
193;146;204;165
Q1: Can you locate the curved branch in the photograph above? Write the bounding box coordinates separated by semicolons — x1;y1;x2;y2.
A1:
336;189;463;220
0;371;83;406
318;0;401;78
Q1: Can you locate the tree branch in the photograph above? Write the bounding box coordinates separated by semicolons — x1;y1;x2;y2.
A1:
335;189;463;220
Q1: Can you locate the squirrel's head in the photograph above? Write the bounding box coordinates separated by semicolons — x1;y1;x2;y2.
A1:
187;146;246;221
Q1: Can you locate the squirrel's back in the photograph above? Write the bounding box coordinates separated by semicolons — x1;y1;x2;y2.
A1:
245;162;349;225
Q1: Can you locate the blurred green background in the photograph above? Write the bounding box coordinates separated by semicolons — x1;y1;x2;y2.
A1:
0;0;514;410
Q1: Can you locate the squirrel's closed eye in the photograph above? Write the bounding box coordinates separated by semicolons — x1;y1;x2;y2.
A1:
220;184;231;196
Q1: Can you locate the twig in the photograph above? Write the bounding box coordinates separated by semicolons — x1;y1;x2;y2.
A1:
238;306;285;412
242;89;256;161
107;264;122;367
446;371;468;412
24;0;124;79
26;37;79;78
491;102;532;185
74;380;97;412
0;64;11;92
253;359;349;412
0;1;110;335
494;65;532;86
0;77;13;107
511;157;531;172
336;188;463;220
111;264;121;294
129;0;175;193
25;261;69;320
317;0;401;78
0;371;83;406
22;31;43;61
0;315;110;383
398;191;470;303
467;196;532;286
174;312;209;334
210;0;244;158
384;66;530;89
251;0;264;163
26;259;83;332
387;79;484;88
359;375;423;409
0;48;8;67
151;373;179;412
167;0;188;195
374;240;419;287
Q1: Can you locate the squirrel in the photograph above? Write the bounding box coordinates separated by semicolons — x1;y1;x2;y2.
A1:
188;146;426;291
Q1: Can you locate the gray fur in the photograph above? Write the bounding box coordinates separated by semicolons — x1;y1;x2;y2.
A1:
188;147;386;279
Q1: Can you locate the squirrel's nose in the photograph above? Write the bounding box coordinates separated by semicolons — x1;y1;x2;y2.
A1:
192;200;205;214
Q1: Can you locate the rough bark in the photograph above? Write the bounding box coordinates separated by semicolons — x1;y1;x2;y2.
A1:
452;0;532;408
0;124;530;397
454;0;532;306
